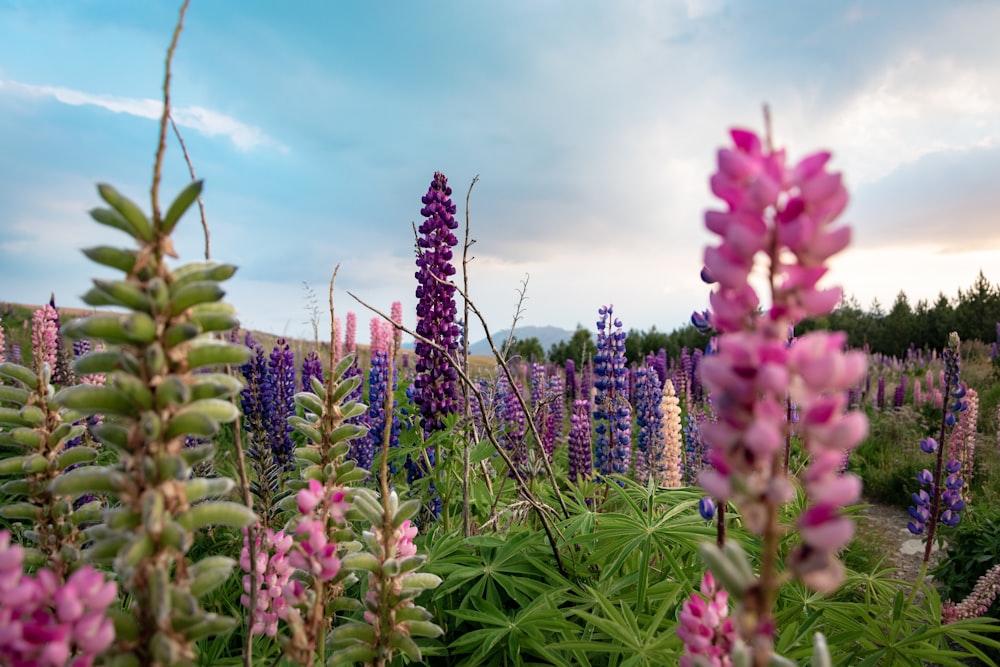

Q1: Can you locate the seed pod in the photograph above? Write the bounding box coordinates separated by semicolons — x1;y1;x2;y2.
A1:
56;446;99;471
50;466;127;496
73;350;141;376
97;183;154;242
188;556;235;598
110;371;155;410
294;391;325;416
181;443;215;467
121;533;155;569
0;480;31;496
10;427;42;448
145;343;166;375
164;322;202;349
91;423;129;450
82;245;138;274
0;502;39;521
0;385;31;406
89;206;141;240
18;405;45;427
189;310;239;333
187;343;251;369
399;573;442;592
92;279;152;312
406;621;444;638
340;552;380;573
184;477;234;504
176;501;256;532
389;632;421;662
52;423;86;449
169;281;226;317
56;385;139;419
0;362;39;390
177;613;237;642
162;180;204;234
189;373;244;400
141;490;166;536
164;411;219;441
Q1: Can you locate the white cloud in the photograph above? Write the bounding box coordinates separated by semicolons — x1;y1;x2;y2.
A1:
0;79;287;153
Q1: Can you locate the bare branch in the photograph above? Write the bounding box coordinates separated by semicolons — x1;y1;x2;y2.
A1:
168;113;210;259
152;0;189;224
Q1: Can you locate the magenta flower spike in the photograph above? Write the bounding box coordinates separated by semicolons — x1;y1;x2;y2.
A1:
691;123;867;661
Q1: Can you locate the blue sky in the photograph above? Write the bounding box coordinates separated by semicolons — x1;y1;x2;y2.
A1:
2;1;1000;345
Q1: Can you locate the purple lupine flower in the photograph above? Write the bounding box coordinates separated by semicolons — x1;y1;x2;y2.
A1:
267;339;297;470
565;359;577;402
580;359;594;402
877;374;886;411
893;380;906;409
498;374;528;475
0;321;5;362
9;342;22;365
240;333;272;461
300;350;324;394
592;306;630;477
646;352;667;390
699;496;717;521
568;399;592;484
413;171;461;436
361;351;399;473
633;366;664;484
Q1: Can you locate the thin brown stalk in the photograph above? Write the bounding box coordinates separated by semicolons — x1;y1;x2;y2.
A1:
348;292;569;577
461;175;479;537
168;114;210;259
152;0;189;224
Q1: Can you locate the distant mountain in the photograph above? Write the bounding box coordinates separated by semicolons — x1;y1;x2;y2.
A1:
467;325;576;357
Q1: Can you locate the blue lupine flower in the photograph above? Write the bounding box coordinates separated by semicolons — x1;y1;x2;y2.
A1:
698;497;716;521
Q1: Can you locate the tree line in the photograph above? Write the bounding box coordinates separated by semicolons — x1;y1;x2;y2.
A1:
508;271;1000;366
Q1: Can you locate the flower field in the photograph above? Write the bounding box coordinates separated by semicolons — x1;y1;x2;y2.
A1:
6;6;1000;667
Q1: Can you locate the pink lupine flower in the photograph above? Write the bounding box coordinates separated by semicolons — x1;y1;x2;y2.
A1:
0;531;116;666
31;304;59;374
942;563;1000;623
345;312;357;355
391;301;404;348
678;572;736;667
698;126;867;606
291;519;341;581
240;526;299;636
297;479;324;515
396;520;418;560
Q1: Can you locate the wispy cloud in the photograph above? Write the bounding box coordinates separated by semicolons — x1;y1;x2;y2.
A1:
0;79;286;153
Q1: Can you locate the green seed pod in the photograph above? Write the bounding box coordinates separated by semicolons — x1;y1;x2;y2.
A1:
91;423;129;450
0;479;31;496
180;442;215;467
159;520;190;552
50;466;127;496
121;312;157;344
22;453;48;473
109;609;141;643
82;245;138;274
145;343;167;375
146;276;169;314
177;613;237;642
150;631;181;666
89;206;141;240
392;498;421;528
163;411;219;441
406;620;444;638
722;540;756;590
56;385;140;419
81;286;121;309
170;590;199;617
184;398;240;423
141;490;166;536
188;556;235;599
288;418;322;443
294;447;321;464
162;179;204;234
51;499;74;519
106;655;141;667
109;371;155;410
63;314;129;342
10;427;42;448
56;446;99;471
164;322;202;349
310;376;327;399
0;385;31;406
69;506;103;526
0;502;38;521
187;342;251;370
398;555;426;575
399;573;442;592
294;391;325;416
121;533;155;569
189;373;244;400
340;401;367;420
171;263;237;289
0;362;39;390
389;632;422;662
396;606;433;623
188;310;239;334
340;552;380;573
169;281;225;317
52;423;86;449
92;278;152;312
155;376;191;410
0;408;33;428
184;477;234;504
327;645;376;665
22;547;46;568
330;375;362;404
140;412;162;441
73;350;141;376
176;501;256;532
97;183;154;242
331;622;376;644
84;535;129;563
18;405;45;428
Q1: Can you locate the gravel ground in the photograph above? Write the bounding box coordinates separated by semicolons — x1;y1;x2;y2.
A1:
857;499;945;585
